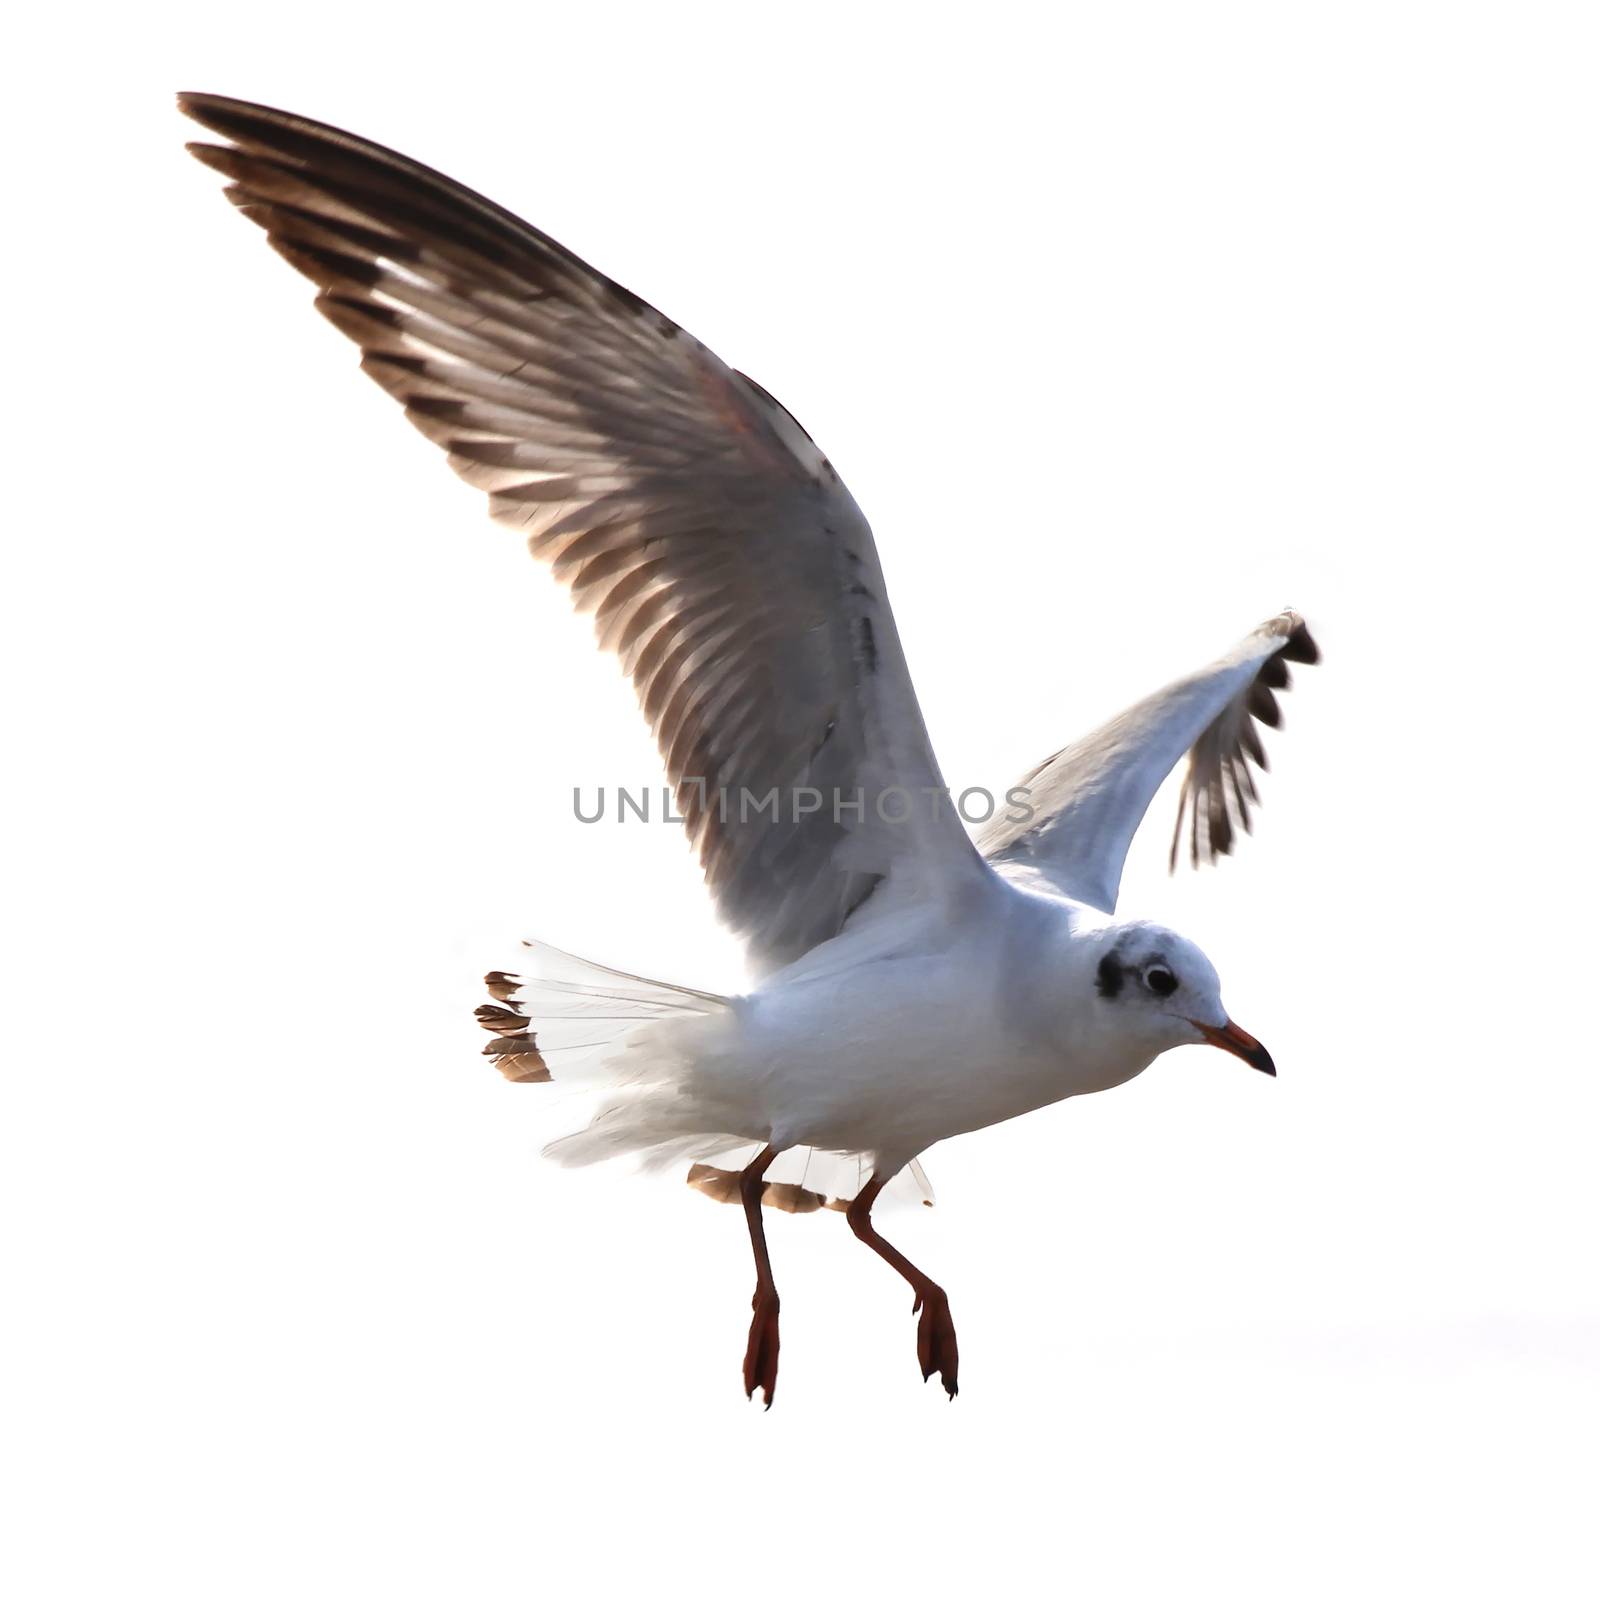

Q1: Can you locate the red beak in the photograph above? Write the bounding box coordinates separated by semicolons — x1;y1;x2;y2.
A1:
1196;1019;1276;1076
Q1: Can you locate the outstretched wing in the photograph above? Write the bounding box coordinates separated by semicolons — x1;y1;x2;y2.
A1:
978;612;1319;912
180;93;983;975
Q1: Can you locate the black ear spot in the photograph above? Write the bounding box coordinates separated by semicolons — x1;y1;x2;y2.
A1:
1096;954;1124;998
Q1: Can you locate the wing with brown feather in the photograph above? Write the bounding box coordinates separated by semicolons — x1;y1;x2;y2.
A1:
180;93;981;973
979;612;1319;913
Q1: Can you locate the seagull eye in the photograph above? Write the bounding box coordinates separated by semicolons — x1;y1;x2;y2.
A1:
1145;966;1178;997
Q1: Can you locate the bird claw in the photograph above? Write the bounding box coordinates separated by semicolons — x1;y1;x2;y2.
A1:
743;1287;780;1408
912;1284;959;1399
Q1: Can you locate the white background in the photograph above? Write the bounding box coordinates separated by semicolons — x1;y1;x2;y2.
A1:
5;3;1597;1595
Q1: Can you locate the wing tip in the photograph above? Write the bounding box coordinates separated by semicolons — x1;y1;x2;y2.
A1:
1170;610;1322;877
176;90;258;135
1269;607;1321;665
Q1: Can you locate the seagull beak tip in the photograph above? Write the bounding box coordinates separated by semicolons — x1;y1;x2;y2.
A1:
1197;1018;1276;1077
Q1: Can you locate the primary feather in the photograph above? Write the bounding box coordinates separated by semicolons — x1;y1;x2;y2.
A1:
980;611;1320;912
179;91;982;976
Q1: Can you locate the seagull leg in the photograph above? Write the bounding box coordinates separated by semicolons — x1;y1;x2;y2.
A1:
739;1145;782;1408
846;1176;959;1398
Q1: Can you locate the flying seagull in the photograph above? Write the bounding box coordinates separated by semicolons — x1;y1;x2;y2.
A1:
181;93;1319;1405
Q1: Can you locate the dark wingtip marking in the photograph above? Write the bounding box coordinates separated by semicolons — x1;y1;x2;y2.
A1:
1279;617;1320;664
1169;612;1322;877
1248;681;1283;727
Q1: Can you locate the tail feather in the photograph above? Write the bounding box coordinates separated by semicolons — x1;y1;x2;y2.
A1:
476;938;728;1089
474;998;551;1083
475;937;936;1215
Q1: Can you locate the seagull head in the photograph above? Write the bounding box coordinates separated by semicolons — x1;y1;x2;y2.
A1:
1088;921;1275;1077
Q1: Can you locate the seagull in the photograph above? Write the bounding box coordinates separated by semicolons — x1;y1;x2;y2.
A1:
181;93;1320;1405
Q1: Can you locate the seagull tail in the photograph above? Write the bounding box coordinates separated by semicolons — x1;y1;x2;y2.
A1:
477;938;766;1177
475;938;730;1088
476;939;936;1214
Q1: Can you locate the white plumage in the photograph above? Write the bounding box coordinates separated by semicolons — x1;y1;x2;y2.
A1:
183;92;1318;1403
